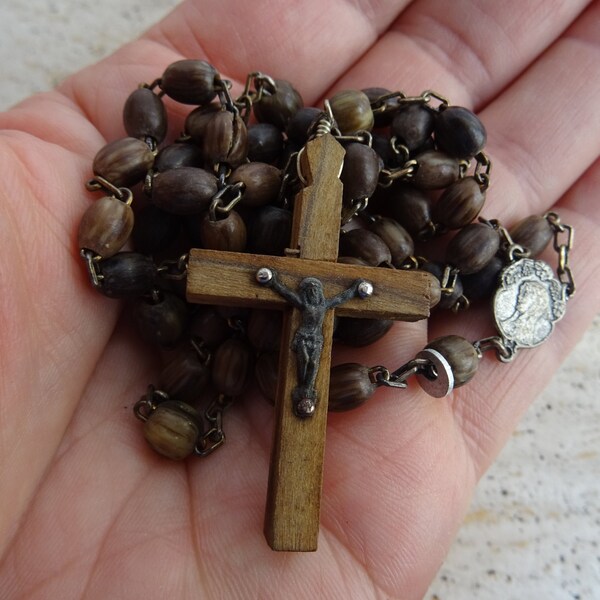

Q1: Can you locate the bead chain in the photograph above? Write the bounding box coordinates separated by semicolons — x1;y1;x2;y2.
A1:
77;59;574;460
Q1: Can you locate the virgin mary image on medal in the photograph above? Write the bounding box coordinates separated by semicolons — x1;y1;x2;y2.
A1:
494;258;567;348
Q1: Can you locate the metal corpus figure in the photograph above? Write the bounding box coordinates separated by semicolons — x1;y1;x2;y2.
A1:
257;268;372;418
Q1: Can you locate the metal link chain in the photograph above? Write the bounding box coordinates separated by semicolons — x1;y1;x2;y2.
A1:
194;394;235;457
545;211;576;297
157;253;189;281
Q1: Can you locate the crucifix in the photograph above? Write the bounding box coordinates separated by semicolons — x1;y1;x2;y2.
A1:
186;133;438;551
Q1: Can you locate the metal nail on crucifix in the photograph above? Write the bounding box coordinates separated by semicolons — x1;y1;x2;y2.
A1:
186;133;438;551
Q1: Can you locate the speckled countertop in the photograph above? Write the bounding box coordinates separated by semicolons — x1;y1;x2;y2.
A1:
1;2;598;598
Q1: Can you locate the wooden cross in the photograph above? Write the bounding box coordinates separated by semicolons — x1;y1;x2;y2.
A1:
186;134;437;551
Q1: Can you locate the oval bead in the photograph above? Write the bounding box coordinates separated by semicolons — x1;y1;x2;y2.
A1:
152;167;218;215
367;215;414;267
509;215;553;257
328;363;377;412
434;106;487;159
433;176;485;229
123;87;167;143
159;349;210;403
99;252;156;298
248;123;284;164
78;195;134;258
197;210;247;252
286;107;322;144
341;143;381;202
385;184;433;238
446;223;500;274
230;162;282;207
132;205;181;254
412;150;460;189
155;142;204;172
247;309;282;352
334;317;393;347
202;111;248;168
189;307;230;349
160;59;218;105
461;256;504;301
254;79;304;129
426;335;479;387
184;104;221;144
255;352;279;405
339;228;392;266
391;104;435;152
212;338;252;397
134;292;189;346
329;89;374;134
143;400;201;460
248;206;293;255
93;137;154;188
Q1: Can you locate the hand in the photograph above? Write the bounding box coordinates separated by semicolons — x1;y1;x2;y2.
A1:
0;1;598;598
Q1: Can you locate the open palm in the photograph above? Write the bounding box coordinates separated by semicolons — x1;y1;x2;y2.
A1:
0;1;598;598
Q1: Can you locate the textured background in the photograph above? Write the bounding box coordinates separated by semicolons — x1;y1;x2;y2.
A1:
1;1;598;598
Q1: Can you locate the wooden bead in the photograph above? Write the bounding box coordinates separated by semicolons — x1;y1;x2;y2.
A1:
366;215;414;267
143;400;201;460
248;206;293;255
339;228;392;266
99;252;156;298
412;150;460;189
391;104;435;152
247;309;282;352
248;123;284;163
230;162;282;207
123;87;167;143
159;349;210;403
340;143;381;202
385;184;433;238
254;79;304;129
433;176;485;229
420;262;464;310
426;335;479;387
212;338;252;397
371;132;398;168
155;142;204;172
337;256;370;266
255;352;279;404
434;106;487;159
334;317;393;347
189;307;230;349
509;215;553;257
286;107;322;144
160;59;218;105
329;89;374;134
446;222;500;274
202;111;248;168
93;137;154;188
197;210;247;252
152;167;218;215
134;292;189;346
78;195;134;258
362;86;396;127
328;363;377;411
184;104;221;144
461;256;504;301
132;205;180;254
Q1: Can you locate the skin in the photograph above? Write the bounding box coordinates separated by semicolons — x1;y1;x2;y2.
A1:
0;0;598;598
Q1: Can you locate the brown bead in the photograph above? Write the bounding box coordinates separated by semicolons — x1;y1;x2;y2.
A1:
212;338;252;397
134;292;189;346
248;123;284;163
189;307;230;349
510;215;553;257
254;79;304;129
203;111;248;168
184;104;220;144
433;176;485;229
461;256;504;301
420;262;464;310
160;59;218;105
248;206;293;255
123;87;167;143
152;167;218;215
328;363;377;411
426;335;479;387
434;106;487;159
362;87;396;127
339;228;392;266
367;215;414;267
197;210;247;252
155;142;204;172
247;309;282;352
230;162;282;207
337;256;370;266
159;349;210;403
385;184;433;238
255;352;279;405
93;137;154;188
99;252;156;298
391;104;435;152
341;143;381;202
286;107;322;144
334;317;393;347
132;205;180;254
446;223;500;275
330;89;374;134
143;400;201;460
412;150;460;189
78;195;134;258
371;132;397;168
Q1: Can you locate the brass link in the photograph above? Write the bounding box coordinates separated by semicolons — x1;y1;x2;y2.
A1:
473;151;492;190
86;176;133;204
80;249;104;289
545;212;576;297
157;253;189;281
208;181;245;221
379;160;418;187
133;385;169;422
195;394;235;457
473;336;516;363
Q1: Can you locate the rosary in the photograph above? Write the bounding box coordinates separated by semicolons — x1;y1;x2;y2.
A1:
77;59;575;551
